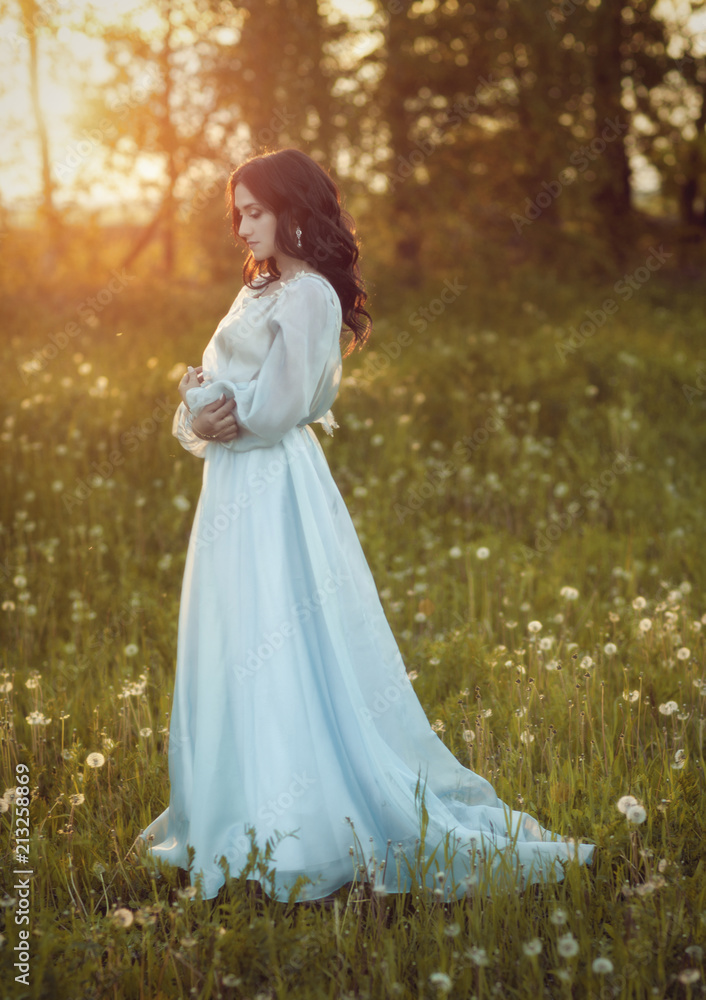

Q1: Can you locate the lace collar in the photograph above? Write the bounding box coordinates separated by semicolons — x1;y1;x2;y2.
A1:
249;269;324;302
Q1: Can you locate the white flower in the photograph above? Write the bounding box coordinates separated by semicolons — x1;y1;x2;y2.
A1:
623;690;640;702
522;938;543;956
676;647;690;660
592;957;614;974
658;701;678;715
672;750;686;770
580;656;594;669
557;933;579;958
429;971;452;992
85;752;106;768
550;907;568;926
677;970;700;985
476;546;490;560
112;907;134;928
124;643;139;657
632;596;647;610
527;620;542;633
626;804;647;824
449;546;463;559
466;946;488;966
560;586;579;600
539;636;554;650
616;795;638;814
172;495;191;512
638;618;652;632
520;730;535;744
603;642;617;656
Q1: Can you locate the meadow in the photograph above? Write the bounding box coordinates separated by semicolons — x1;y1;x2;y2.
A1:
0;254;705;999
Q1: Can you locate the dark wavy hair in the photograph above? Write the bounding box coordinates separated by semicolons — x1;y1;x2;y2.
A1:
226;148;371;355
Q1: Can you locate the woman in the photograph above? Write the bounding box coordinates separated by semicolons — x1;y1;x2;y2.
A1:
138;148;595;903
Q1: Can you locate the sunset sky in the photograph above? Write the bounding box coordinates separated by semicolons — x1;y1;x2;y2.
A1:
1;0;703;216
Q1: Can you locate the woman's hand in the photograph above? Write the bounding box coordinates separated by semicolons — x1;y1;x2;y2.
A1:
192;394;239;443
179;366;204;406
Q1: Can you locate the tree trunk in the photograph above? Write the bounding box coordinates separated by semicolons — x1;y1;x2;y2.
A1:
590;3;632;251
20;0;61;267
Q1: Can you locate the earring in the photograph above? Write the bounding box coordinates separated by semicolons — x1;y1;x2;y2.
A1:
295;225;302;249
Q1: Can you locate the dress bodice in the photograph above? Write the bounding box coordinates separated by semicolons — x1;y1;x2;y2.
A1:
174;270;343;457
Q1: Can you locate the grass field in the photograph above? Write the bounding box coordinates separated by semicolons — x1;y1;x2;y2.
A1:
1;259;705;999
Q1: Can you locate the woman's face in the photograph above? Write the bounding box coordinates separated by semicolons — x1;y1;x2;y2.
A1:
233;182;278;261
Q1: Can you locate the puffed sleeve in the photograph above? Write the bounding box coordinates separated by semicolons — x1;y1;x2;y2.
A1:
172;401;209;458
186;275;342;453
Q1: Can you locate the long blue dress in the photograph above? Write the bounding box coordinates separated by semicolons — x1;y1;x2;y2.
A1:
138;270;595;902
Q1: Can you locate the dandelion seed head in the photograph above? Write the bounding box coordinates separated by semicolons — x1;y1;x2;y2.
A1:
449;546;463;559
617;795;638;814
557;933;579;958
632;596;647;610
678;970;700;985
476;546;490;560
85;752;106;769
527;620;542;633
523;938;542;957
626;804;647;825
603;642;617;656
676;647;690;660
429;972;452;993
112;907;134;928
550;907;568;926
560;586;579;600
592;957;614;974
